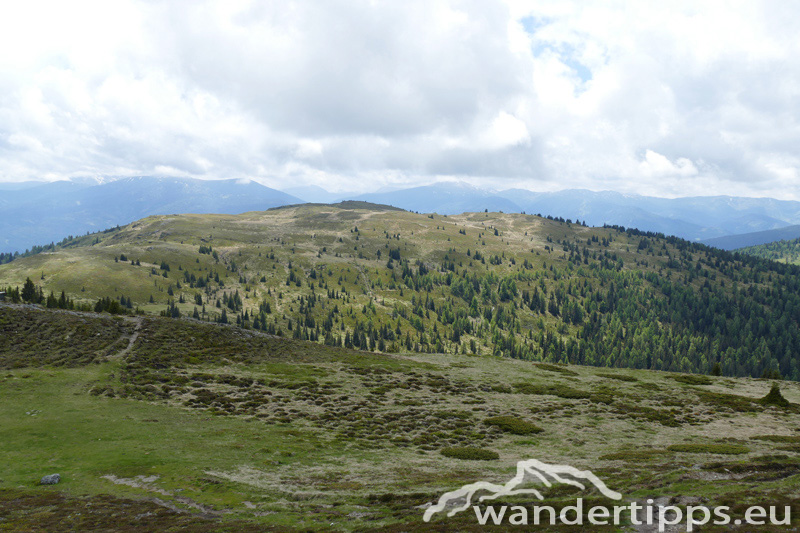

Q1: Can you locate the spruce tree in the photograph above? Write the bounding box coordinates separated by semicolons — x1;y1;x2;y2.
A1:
21;278;37;302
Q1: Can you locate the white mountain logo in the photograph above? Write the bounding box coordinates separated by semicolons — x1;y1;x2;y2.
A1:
423;458;622;522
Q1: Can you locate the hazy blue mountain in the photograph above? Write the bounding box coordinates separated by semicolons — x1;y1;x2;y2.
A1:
701;225;800;250
495;189;799;242
0;181;53;191
344;182;523;214
0;180;94;210
5;177;800;254
297;182;800;243
282;184;359;204
1;177;302;253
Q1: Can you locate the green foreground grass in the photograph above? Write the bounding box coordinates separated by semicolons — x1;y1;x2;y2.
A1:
1;305;800;531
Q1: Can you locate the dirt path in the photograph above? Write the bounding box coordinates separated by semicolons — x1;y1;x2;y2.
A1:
352;261;375;298
102;475;221;518
109;316;142;360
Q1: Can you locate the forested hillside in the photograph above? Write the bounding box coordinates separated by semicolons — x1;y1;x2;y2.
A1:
2;203;800;380
740;237;800;265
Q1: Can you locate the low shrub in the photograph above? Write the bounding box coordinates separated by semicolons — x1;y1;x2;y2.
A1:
534;363;578;376
777;445;800;453
484;416;543;435
597;373;638;382
441;447;499;461
612;404;680;427
752;435;800;443
637;382;661;391
697;391;760;413
669;374;713;386
588;392;615;405
599;450;667;461
667;444;749;455
514;383;591;399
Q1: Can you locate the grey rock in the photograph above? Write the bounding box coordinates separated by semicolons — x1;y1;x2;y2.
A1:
39;474;60;485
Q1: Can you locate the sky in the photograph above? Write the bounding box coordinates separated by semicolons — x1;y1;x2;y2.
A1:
1;1;799;199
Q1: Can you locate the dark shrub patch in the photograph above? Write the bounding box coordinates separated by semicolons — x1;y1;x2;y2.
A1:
588;392;615;405
752;435;800;444
484;416;543;435
599;450;668;461
514;383;591;399
441;447;499;461
611;403;680;427
669;374;712;386
697;391;760;413
597;373;638;382
667;444;749;455
534;363;578;376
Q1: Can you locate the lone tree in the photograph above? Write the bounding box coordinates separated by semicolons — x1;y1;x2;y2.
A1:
761;384;790;408
21;277;38;303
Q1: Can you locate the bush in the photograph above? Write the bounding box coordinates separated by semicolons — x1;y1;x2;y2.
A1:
667;444;749;455
760;384;790;408
596;373;638;382
441;447;499;461
669;374;713;386
612;403;680;427
534;363;578;376
599;450;667;461
484;416;543;435
697;391;760;413
752;435;800;443
588;392;615;405
514;383;591;399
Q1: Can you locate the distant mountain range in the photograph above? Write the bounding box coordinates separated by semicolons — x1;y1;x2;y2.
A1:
3;177;800;253
700;225;800;251
340;183;800;244
1;177;301;253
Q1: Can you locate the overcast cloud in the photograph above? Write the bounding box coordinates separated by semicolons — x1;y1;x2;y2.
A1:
1;0;799;198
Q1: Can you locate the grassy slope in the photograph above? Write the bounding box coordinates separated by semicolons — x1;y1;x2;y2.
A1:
4;204;800;382
0;206;674;313
1;305;799;531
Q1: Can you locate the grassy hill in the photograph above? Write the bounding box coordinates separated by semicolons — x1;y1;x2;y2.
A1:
1;304;799;530
2;203;800;382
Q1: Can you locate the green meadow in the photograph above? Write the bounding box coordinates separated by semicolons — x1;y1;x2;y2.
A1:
1;305;798;531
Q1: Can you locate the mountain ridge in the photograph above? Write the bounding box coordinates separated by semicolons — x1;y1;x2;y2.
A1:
5;176;800;254
2;203;799;381
334;183;800;243
702;224;800;250
0;176;301;253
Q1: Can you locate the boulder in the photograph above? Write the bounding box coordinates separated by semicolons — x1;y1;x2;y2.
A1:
39;474;60;485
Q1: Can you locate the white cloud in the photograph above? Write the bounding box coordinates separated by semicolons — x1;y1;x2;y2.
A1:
482;112;530;150
639;150;698;179
0;0;799;198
